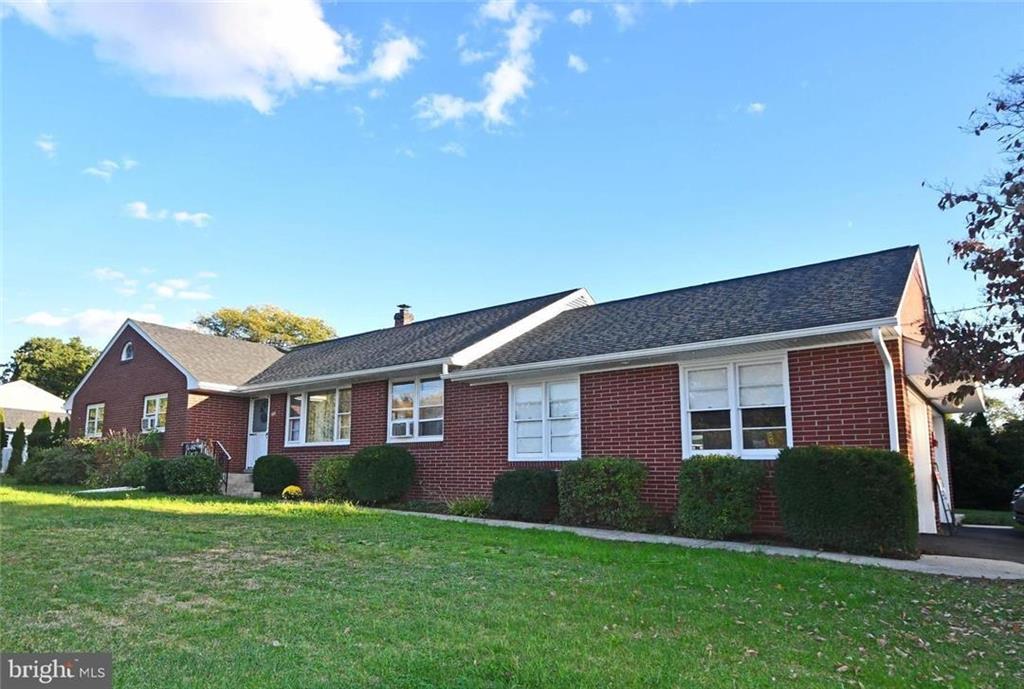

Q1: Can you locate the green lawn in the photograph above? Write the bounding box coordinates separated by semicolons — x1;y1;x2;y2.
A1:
1;486;1021;688
959;508;1018;528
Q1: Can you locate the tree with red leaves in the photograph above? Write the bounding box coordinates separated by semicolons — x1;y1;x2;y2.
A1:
925;69;1024;402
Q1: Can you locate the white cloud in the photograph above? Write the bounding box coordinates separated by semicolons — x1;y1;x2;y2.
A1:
177;290;213;301
567;53;588;73
91;267;138;296
416;3;550;128
173;211;212;228
746;102;766;115
83;157;137;181
7;1;421;113
92;267;126;282
459;48;491;65
480;0;517;22
35;134;56;158
611;3;640;29
440;142;466;157
148;277;211;300
124;201;167;221
368;87;385;99
18;308;166;340
567;8;591;27
395;146;416;158
350;105;366;126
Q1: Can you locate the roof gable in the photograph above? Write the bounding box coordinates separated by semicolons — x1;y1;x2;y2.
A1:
461;246;919;371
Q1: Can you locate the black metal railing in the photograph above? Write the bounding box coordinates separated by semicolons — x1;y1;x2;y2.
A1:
181;439;232;494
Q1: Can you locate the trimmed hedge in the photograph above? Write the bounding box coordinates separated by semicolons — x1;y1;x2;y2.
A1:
346;445;416;504
310;456;353;501
558;457;649;530
17;445;93;485
144;458;167;492
775;446;918;558
491;469;559;522
252;454;299;497
676;455;765;539
163;454;222;495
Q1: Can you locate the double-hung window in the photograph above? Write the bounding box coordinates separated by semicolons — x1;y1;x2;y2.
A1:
509;379;580;460
141;394;168;432
286;387;352;445
683;360;789;459
85;403;105;438
389;378;444;441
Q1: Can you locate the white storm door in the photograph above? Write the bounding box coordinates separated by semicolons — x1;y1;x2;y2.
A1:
246;397;270;470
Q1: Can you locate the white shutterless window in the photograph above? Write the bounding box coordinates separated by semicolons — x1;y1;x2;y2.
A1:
85;403;105;438
682;359;790;460
141;393;168;432
388;378;444;441
509;379;581;461
286;387;352;446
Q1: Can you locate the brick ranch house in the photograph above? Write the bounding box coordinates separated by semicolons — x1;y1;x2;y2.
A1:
66;246;982;535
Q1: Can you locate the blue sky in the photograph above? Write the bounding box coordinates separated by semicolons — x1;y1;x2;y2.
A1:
2;1;1023;363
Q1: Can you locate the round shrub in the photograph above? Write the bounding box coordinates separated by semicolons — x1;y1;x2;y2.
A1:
676;454;765;540
252;454;299;497
558;457;649;530
346;445;416;503
144;458;167;492
118;455;153;487
282;485;304;501
310;456;352;501
775;446;918;558
491;469;559;522
163;454;221;495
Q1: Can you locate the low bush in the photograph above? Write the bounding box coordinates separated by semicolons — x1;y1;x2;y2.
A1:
282;485;304;501
558;457;649;530
163;454;221;495
16;445;94;485
310;456;352;501
144;458;167;492
87;432;152;488
448;496;490;518
775;446;918;558
491;469;559;522
252;454;299;497
346;445;416;504
140;431;164;454
676;455;765;539
118;455;153;487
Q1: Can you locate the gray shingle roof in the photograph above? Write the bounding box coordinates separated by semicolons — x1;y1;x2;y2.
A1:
245;290;579;386
462;246;919;371
132;321;284;387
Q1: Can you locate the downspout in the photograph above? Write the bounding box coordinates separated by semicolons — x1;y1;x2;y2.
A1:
872;327;901;453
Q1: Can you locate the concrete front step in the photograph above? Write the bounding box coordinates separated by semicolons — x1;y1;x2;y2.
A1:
224;472;260;499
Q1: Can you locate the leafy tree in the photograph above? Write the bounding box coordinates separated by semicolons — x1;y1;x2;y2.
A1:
29;415;54;452
925;69;1024;402
193;305;335;348
1;337;99;398
946;416;1024;509
51;418;67;444
0;419;6;450
8;423;26;475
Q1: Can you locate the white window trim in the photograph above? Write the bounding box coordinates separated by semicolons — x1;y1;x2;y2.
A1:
387;377;445;443
85;403;105;438
283;386;352;447
679;356;793;461
507;376;582;462
141;393;168;432
120;341;134;362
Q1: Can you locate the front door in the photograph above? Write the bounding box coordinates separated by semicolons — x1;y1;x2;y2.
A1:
246;397;270;470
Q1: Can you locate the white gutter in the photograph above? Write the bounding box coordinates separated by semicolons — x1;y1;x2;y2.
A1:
872;326;901;453
237;357;452;394
448;317;899;381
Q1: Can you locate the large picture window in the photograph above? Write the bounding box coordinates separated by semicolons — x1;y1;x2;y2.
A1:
389;378;444;441
141;394;168;432
682;360;789;459
285;387;352;446
509;379;580;460
85;403;105;438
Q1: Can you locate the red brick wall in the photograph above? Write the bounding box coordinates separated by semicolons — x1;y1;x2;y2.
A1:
266;379;573;499
186;394;250;472
69;325;187;458
580;365;681;512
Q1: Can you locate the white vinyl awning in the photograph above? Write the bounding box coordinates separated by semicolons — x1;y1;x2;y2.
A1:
903;341;986;414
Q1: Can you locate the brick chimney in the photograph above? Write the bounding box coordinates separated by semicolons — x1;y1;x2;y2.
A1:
394;304;414;327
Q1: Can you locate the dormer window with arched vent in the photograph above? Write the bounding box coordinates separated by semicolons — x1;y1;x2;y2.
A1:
121;341;134;362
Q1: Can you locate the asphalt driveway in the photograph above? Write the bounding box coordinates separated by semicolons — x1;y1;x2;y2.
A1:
920;525;1024;563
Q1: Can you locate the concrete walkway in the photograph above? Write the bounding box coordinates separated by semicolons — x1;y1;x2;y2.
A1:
384;509;1024;580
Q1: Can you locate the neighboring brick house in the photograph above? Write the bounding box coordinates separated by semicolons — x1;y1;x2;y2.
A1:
67;246;982;535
